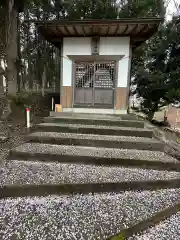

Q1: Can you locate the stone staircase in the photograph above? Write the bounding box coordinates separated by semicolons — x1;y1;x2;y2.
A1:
1;112;180;239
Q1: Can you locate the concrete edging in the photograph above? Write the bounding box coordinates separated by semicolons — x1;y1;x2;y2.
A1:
2;179;180;199
108;203;180;240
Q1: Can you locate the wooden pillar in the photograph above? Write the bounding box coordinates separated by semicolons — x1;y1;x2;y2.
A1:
115;87;128;110
61;86;73;108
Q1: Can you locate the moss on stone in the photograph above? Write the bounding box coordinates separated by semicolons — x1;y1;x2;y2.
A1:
109;231;126;240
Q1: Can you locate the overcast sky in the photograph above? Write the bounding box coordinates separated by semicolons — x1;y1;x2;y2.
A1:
166;0;180;20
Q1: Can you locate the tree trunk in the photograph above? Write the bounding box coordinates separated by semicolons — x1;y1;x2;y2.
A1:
42;66;46;97
36;23;42;89
6;3;18;95
0;59;6;95
0;75;4;95
16;13;21;93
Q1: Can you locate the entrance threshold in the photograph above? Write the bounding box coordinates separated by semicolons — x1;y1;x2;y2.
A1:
62;108;127;115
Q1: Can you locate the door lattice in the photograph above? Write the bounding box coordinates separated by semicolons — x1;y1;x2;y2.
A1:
74;61;115;106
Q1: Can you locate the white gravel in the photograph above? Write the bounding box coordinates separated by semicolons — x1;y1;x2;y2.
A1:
29;131;160;143
1;161;180;186
1;189;180;240
129;212;180;240
13;143;178;163
0;135;25;164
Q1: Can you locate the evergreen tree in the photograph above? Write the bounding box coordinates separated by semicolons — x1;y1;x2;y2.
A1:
132;15;180;121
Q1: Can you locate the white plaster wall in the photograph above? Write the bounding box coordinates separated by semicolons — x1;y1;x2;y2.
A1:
62;37;91;86
99;37;129;55
62;37;131;88
100;37;131;88
62;57;72;87
63;37;91;55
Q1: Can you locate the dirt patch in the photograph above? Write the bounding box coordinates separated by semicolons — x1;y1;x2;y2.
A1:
0;93;52;165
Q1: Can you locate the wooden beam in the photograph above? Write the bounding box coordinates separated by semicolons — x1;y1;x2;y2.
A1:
64;26;71;35
45;26;57;37
93;25;101;36
98;25;102;36
56;26;63;36
106;25;110;35
90;25;94;35
114;24;119;35
34;18;162;27
143;24;158;37
122;25;129;35
82;26;86;36
132;37;147;41
135;24;148;36
73;25;79;36
131;24;139;35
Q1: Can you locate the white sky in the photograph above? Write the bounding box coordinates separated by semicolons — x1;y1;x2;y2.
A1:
166;0;180;21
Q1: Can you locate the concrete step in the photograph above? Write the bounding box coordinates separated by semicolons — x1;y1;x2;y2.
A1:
0;136;8;142
0;121;10;139
44;116;145;128
128;211;180;240
9;143;180;171
2;161;180;196
50;111;139;120
1;189;180;239
2;179;180;198
26;132;164;151
37;123;153;138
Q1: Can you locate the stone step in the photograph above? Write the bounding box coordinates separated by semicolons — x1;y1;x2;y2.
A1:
128;211;180;240
0;136;8;142
37;123;153;138
9;143;180;171
2;161;180;196
113;203;180;239
0;120;10;139
26;132;164;151
44;116;145;128
49;111;139;120
2;178;180;198
1;189;180;239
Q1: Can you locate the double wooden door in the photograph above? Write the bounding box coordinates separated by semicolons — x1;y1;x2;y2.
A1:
74;61;115;108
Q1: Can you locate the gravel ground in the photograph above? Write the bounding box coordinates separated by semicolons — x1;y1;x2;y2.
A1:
13;143;178;163
129;212;180;240
0;116;42;166
0;135;26;165
29;131;160;143
1;189;180;240
39;122;150;132
1;161;180;186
